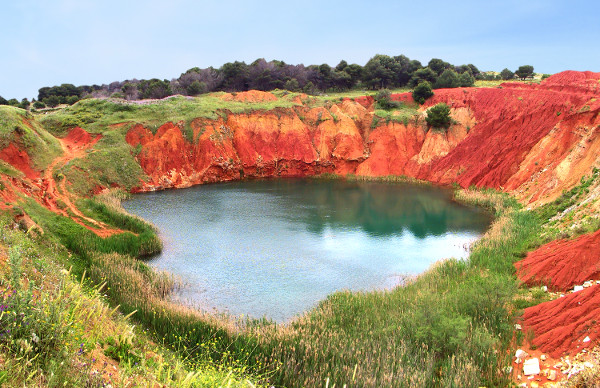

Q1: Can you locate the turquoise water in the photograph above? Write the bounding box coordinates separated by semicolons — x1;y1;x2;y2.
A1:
123;179;491;322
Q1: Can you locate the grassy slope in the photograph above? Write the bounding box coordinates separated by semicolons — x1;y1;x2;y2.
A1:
0;105;62;170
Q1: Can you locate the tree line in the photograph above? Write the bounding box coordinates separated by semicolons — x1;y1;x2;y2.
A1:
0;55;537;109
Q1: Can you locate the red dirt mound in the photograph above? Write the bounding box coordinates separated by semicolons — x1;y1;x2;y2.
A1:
221;90;277;103
516;230;600;291
63;126;93;146
522;285;600;358
0;143;39;179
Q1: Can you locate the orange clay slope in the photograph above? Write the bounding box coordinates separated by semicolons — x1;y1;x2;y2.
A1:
125;72;600;210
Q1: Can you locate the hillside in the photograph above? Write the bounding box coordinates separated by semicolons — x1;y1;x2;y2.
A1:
0;71;600;386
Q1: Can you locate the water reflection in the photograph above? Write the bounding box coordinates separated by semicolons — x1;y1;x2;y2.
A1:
123;179;491;322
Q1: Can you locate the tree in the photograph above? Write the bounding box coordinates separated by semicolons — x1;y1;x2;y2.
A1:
33;101;45;109
186;80;206;96
434;69;460;89
19;98;30;110
515;65;534;80
412;82;434;105
43;95;60;108
426;103;452;129
0;96;7;105
500;68;514;80
284;78;300;92
458;72;475;87
362;54;396;89
409;67;437;87
428;58;451;75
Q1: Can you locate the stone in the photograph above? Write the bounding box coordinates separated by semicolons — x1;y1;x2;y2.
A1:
583;336;591;343
547;369;557;380
523;358;541;376
540;354;547;361
530;382;539;388
515;349;528;360
515;323;522;330
573;285;584;292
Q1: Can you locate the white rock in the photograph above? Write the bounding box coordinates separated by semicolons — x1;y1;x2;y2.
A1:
515;349;528;360
515;324;522;330
574;285;584;292
541;285;548;292
547;369;557;380
523;358;541;376
583;336;591;343
540;354;547;361
584;361;594;368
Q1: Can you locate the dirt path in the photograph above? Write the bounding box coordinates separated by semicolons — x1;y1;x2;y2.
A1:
41;129;124;237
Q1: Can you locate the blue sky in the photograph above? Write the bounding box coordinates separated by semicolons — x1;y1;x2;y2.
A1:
2;0;599;99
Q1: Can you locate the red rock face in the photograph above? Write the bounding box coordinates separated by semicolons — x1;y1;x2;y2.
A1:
126;71;600;207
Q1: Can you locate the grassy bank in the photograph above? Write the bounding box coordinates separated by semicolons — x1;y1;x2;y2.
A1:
0;212;261;387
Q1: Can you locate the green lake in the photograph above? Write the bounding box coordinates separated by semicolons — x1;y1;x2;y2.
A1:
123;179;491;322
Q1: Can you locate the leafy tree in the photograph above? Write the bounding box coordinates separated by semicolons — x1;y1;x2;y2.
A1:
284;78;300;92
138;79;172;99
428;58;451;75
33;101;45;109
121;83;139;100
426;103;452;129
335;60;348;72
434;69;460;89
374;89;401;110
343;63;364;85
43;95;61;108
186;80;206;96
7;98;19;107
0;96;7;105
541;73;552;80
515;65;534;80
66;95;79;105
303;81;316;95
362;54;396;89
19;98;30;110
500;68;514;80
458;72;475;87
412;81;434;105
409;67;437;87
219;61;249;91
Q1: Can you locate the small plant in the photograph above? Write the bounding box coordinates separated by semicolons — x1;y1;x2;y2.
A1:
425;103;452;129
374;89;401;110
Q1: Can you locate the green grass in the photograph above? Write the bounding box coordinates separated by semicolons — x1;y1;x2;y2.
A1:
57;129;147;195
0;105;62;170
38;94;301;136
373;102;420;126
0;213;263;387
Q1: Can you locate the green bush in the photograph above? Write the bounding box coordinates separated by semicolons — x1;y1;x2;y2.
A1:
426;103;452;129
412;81;434;104
374;89;401;110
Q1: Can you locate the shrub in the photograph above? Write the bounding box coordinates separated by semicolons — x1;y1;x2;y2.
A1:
426;103;452;129
412;81;434;105
33;101;45;109
374;89;401;110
